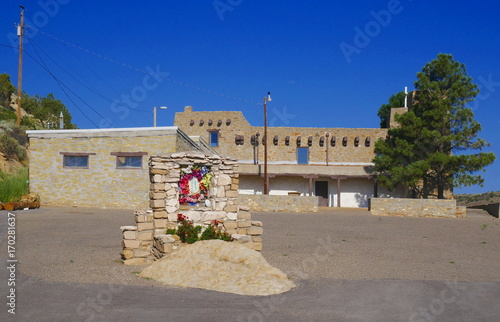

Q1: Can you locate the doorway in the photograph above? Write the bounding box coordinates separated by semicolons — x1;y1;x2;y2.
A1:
315;181;329;207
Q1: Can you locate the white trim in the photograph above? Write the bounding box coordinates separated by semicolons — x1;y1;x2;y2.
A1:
237;160;374;166
309;162;374;166
26;126;179;135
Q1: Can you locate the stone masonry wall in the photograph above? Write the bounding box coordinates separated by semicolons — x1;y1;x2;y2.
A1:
237;195;319;212
174;107;388;165
121;152;263;265
27;128;199;209
370;198;466;218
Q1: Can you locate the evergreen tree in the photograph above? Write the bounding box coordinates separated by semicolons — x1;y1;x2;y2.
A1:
377;91;405;128
373;53;495;198
0;73;16;108
22;93;76;129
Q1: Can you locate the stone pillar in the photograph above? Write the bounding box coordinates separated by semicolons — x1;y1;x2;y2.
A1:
120;152;264;265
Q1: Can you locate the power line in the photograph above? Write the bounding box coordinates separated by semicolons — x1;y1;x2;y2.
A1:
27;26;261;106
27;36;150;114
24;34;105;127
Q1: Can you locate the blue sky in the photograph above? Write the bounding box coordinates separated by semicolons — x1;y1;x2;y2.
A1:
1;1;499;194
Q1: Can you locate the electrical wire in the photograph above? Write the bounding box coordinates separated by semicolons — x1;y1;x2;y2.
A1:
27;36;151;114
27;26;262;106
24;33;107;127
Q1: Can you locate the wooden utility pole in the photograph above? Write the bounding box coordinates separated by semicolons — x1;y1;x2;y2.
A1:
263;92;271;195
16;6;25;127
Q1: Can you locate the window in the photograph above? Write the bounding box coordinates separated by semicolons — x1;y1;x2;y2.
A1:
297;147;309;164
209;131;219;147
117;156;142;168
64;156;89;168
60;152;96;169
111;152;147;169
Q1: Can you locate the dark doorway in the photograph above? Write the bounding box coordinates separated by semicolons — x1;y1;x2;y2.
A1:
315;181;329;207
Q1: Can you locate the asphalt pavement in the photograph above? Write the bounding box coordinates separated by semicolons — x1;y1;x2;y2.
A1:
0;206;499;321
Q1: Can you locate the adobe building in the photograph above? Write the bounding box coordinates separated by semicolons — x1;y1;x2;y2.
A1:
174;106;407;207
26;127;206;209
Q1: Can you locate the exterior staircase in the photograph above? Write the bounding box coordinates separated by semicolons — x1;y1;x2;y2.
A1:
466;208;492;218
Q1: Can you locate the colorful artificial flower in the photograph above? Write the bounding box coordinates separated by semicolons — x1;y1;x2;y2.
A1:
178;165;212;204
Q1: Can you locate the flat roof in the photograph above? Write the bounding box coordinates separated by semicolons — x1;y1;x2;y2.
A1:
26;126;181;138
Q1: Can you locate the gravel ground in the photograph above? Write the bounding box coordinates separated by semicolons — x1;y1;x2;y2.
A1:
2;207;500;287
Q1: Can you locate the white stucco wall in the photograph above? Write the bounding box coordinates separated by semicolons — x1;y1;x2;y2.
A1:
238;175;405;208
238;175;309;196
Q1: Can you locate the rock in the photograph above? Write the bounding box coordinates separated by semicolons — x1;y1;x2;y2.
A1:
201;211;226;222
124;258;146;266
123;239;141;249
248;227;264;235
139;240;295;296
21;193;39;203
251;221;263;227
237;221;251;228
217;174;232;186
123;231;137;240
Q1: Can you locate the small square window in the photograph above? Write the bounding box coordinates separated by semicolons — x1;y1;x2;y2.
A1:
297;147;309;165
117;156;142;169
210;131;219;147
63;156;89;168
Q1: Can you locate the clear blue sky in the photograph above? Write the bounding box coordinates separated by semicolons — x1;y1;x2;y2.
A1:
1;1;499;194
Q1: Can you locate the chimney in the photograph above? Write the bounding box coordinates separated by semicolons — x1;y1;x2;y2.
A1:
184;106;193;113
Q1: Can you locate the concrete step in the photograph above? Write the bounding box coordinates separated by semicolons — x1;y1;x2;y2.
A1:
466;208;492;218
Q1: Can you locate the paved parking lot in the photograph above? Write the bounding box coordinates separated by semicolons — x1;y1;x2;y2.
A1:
1;207;499;321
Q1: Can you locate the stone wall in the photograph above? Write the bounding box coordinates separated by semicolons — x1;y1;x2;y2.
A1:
27;127;199;209
389;107;408;128
370;198;466;218
121;152;263;265
174;106;388;164
237;195;318;212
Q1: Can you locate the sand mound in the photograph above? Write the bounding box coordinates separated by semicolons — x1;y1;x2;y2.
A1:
139;240;295;296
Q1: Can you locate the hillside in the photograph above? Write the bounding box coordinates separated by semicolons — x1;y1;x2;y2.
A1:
455;191;500;207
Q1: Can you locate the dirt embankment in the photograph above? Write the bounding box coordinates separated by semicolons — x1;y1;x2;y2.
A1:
0;152;25;174
455;191;500;207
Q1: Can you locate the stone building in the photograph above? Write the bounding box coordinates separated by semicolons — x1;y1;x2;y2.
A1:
174;106;407;207
26;127;204;208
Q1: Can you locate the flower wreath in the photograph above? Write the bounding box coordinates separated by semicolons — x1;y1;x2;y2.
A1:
178;165;212;204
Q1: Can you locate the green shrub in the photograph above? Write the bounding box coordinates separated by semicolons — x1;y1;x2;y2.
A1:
173;214;232;244
16;145;27;162
0;107;16;122
0;167;29;202
0;133;19;160
200;220;232;242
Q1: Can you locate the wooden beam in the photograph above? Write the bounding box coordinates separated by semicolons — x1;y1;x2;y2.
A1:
337;177;341;207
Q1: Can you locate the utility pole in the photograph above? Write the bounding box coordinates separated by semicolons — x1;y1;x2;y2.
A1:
16;6;25;127
263;92;271;195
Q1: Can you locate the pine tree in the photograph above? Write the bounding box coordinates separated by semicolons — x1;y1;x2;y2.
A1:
377;91;405;128
373;53;495;198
